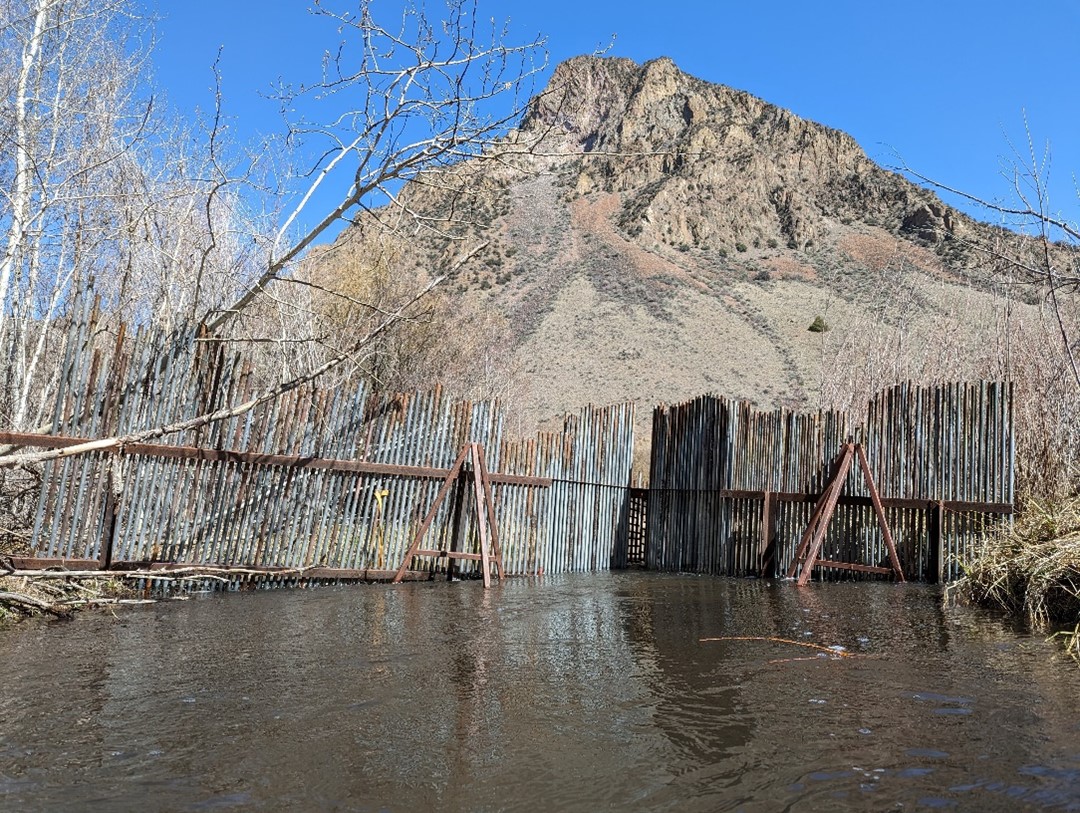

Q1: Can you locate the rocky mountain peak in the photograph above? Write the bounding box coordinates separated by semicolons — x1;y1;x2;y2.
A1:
326;55;1013;427
520;55;961;253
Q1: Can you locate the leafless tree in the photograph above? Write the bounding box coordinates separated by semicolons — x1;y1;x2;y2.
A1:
0;0;264;433
0;0;148;430
896;124;1080;498
207;0;547;337
0;0;547;471
899;123;1080;391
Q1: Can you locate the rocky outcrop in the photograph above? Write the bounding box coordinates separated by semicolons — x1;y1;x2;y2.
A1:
901;202;957;242
518;55;964;253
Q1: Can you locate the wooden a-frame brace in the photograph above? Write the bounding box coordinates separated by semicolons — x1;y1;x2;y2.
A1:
391;442;505;587
786;442;905;586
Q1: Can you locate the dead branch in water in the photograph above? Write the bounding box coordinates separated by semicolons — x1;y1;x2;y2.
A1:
8;565;319;580
699;635;857;657
0;590;73;618
0;276;444;471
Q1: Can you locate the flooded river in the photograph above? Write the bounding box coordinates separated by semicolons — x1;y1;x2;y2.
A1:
2;573;1080;812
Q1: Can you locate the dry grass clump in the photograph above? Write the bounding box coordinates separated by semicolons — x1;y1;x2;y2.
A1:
953;496;1080;633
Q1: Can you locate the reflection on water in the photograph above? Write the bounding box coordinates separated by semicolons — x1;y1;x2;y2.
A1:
2;574;1080;811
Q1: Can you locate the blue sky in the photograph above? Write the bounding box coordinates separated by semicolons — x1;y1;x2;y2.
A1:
144;0;1080;239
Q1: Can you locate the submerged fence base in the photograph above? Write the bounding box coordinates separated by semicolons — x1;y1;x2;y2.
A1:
6;556;431;583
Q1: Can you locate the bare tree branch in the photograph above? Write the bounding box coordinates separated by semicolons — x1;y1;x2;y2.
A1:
0;273;446;469
203;0;546;333
895;132;1080;392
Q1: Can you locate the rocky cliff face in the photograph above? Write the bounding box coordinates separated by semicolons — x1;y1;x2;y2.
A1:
519;56;965;254
325;56;1028;427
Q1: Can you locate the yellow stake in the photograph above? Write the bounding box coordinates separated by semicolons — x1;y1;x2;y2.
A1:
374;489;389;568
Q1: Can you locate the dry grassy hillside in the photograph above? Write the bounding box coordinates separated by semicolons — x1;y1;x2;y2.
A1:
318;55;1065;439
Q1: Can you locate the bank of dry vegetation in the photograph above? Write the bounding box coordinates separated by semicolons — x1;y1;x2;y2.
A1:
952;495;1080;649
0;572;136;621
0;566;332;621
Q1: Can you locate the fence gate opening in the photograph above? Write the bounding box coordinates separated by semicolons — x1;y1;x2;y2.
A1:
626;487;648;567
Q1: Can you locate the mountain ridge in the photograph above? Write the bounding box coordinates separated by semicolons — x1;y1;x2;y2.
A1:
318;55;1041;431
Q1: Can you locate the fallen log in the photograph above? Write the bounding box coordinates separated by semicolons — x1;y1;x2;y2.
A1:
8;569;232;582
0;590;72;618
6;565;428;582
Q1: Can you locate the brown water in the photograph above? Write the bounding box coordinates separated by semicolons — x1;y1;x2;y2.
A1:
2;573;1080;812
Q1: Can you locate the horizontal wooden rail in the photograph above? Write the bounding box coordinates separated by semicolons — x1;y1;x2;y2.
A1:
0;431;552;488
813;560;895;575
413;548;484;561
696;488;1011;515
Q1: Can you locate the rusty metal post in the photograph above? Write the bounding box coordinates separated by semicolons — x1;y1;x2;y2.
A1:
757;490;775;577
854;444;905;583
99;453;121;570
789;444;854;582
469;443;493;588
927;500;944;584
796;445;854;586
392;445;470;584
474;444;505;581
445;465;467;581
